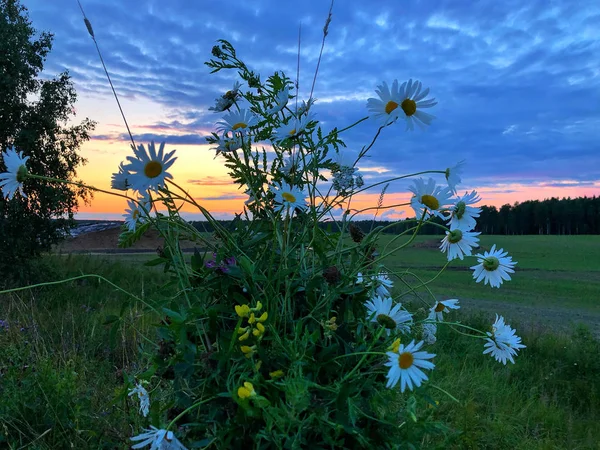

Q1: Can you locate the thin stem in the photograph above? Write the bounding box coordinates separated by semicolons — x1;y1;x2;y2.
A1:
76;0;136;149
309;0;335;102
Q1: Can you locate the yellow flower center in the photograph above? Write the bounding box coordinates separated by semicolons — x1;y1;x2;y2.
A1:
385;100;398;114
421;194;439;210
401;98;417;116
398;352;414;369
434;302;445;313
288;128;297;136
144;161;163;178
376;314;397;330
132;210;140;220
232;122;248;130
282;192;296;203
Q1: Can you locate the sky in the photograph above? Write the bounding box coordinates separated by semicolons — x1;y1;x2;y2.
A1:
22;0;600;220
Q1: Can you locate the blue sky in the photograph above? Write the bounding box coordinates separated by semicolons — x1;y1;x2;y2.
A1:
22;0;600;219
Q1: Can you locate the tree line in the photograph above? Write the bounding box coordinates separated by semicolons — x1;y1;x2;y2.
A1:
189;196;600;236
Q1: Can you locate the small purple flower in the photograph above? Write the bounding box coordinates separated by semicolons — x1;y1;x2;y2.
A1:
0;319;8;331
225;256;237;266
205;260;216;269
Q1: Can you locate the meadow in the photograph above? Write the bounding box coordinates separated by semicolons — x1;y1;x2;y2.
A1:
0;235;599;449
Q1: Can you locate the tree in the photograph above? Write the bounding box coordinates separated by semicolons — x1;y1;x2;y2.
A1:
0;0;95;280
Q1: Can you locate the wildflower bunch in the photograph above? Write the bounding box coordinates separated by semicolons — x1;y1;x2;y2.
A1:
0;31;526;450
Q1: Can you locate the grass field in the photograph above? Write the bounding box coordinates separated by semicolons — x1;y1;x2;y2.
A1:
0;236;599;448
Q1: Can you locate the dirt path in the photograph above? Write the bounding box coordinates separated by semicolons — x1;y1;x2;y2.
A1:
457;297;600;338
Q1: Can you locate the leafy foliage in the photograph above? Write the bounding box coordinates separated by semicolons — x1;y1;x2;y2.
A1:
0;0;95;283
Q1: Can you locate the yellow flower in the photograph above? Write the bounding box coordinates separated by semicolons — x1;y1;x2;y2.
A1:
253;301;263;311
248;313;256;324
269;370;285;379
237;381;256;399
238;330;251;341
235;304;251;318
240;345;256;358
388;338;401;353
256;312;268;323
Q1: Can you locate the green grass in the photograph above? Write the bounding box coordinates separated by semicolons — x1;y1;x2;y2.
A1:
379;235;600;311
0;237;599;448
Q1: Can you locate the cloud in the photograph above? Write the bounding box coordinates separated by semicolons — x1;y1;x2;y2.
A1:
20;0;600;220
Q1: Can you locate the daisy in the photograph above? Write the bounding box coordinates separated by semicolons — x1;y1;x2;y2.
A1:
471;245;517;288
0;146;29;199
272;112;315;143
408;178;453;219
267;85;291;115
125;142;176;193
130;426;188;450
440;229;480;261
385;340;435;392
365;295;412;336
367;80;403;125
111;162;130;191
430;299;460;321
447;190;481;231
209;81;242;113
397;79;437;131
367;79;437;130
422;312;437;345
270;182;307;216
216;109;258;135
128;382;150;417
445;160;465;194
296;98;316;116
123;196;151;232
281;151;303;175
212;135;243;154
374;272;393;297
483;315;526;364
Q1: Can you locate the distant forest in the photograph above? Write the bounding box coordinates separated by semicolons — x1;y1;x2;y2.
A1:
189;196;600;235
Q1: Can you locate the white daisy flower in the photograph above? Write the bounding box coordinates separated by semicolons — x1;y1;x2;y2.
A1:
448;190;481;231
111;162;130;191
272;112;315;143
440;229;480;261
408;178;453;219
270;182;307;216
471;245;517;288
367;79;437;130
131;426;188;450
374;272;393;297
445;160;465;194
367;80;403;125
125;142;176;193
216;109;258;135
281;151;304;175
128;382;150;417
483;315;526;364
123;196;151;232
385;340;435;392
430;299;460;321
365;295;412;336
212;135;243;154
422;311;438;344
397;79;437;131
0;146;29;199
296;98;316;116
267;85;291;115
209;81;242;113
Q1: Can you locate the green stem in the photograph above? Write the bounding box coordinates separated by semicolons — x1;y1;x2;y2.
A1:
166;396;217;431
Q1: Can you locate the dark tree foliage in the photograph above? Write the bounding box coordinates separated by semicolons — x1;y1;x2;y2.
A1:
0;0;95;280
